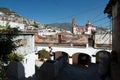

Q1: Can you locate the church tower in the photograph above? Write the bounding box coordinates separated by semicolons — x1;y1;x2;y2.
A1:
72;18;76;34
86;21;92;27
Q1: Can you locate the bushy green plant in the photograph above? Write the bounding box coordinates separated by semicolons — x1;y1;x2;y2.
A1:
6;53;24;62
38;48;48;61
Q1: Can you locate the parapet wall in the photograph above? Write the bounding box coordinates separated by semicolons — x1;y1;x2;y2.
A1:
36;53;68;80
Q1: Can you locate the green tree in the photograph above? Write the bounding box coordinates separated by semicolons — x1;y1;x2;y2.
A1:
0;24;21;79
0;25;20;62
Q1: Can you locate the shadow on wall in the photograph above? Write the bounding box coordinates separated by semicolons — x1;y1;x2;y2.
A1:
94;50;111;80
35;52;68;80
6;61;36;80
53;51;69;63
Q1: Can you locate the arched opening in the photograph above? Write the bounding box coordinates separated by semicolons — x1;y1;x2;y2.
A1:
53;51;69;63
95;50;110;64
78;53;91;67
72;53;91;66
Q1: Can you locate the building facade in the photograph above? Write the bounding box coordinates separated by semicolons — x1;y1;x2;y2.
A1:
72;18;96;35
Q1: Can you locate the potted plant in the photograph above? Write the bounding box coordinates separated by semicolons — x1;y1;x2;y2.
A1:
38;48;48;61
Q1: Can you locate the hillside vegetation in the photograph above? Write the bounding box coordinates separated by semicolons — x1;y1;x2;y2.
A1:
0;7;20;17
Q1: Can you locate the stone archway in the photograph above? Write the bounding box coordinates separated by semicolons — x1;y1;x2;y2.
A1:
53;51;69;63
53;51;63;60
72;53;91;66
72;53;80;65
78;53;91;66
95;50;110;63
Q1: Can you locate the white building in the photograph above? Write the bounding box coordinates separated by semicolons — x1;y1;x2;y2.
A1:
7;33;37;78
72;18;96;35
16;33;37;78
0;20;25;31
38;28;60;36
84;21;96;35
15;33;35;55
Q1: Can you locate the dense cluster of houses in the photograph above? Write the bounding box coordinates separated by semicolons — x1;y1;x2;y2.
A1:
0;9;112;48
0;0;119;79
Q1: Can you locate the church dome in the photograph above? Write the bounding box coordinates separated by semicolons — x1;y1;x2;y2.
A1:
86;21;92;27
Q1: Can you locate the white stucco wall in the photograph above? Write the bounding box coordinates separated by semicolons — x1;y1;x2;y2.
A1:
23;53;36;78
95;33;112;44
38;32;56;36
35;45;111;63
15;33;37;78
15;34;35;56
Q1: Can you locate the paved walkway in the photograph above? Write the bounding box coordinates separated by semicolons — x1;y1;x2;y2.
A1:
56;63;101;80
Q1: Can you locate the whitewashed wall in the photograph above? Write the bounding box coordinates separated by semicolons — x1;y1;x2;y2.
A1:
38;31;56;36
95;33;112;44
23;53;36;78
35;45;111;63
15;33;37;78
15;34;35;56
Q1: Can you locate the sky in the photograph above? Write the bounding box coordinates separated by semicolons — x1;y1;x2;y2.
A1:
0;0;110;27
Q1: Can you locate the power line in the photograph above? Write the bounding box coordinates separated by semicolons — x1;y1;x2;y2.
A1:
92;16;108;24
91;12;103;21
96;16;112;46
51;3;107;22
97;20;110;27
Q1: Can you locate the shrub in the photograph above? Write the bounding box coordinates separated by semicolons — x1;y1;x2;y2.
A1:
38;48;48;61
6;53;24;62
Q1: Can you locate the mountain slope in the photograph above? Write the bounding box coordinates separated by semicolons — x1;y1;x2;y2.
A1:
0;7;20;17
46;23;73;31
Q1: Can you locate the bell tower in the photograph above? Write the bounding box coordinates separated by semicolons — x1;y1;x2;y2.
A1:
72;18;76;34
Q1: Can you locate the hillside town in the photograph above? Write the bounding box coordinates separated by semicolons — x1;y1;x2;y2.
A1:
0;0;120;79
0;8;112;48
